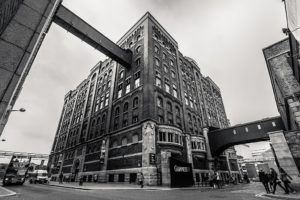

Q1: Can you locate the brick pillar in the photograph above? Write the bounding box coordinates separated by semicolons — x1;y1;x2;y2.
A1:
185;134;193;165
203;127;214;170
269;130;300;184
161;150;171;186
142;121;157;186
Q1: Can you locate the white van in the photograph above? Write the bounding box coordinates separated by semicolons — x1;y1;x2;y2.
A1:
28;170;49;184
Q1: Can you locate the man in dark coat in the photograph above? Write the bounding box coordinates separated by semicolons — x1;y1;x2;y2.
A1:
259;170;270;193
270;168;287;194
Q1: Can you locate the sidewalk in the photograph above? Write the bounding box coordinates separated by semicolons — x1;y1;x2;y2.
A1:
262;193;300;200
48;181;221;191
0;186;16;198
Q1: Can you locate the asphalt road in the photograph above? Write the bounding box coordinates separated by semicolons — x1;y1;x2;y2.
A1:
1;182;266;200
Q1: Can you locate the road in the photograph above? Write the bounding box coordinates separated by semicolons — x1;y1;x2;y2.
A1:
1;182;268;200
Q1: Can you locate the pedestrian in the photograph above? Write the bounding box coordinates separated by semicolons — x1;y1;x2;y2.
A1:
267;173;273;191
138;172;144;188
59;172;63;184
259;170;270;194
79;175;83;186
215;171;222;189
243;173;250;183
279;167;296;194
270;168;287;194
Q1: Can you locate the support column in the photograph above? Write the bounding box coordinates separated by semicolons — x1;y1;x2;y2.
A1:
185;134;193;165
98;137;109;182
142;121;157;186
203;127;214;170
161;150;171;186
269;130;300;184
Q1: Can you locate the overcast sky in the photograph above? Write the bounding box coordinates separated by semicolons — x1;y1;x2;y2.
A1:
1;0;286;156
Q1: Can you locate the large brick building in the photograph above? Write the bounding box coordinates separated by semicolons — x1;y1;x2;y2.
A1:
48;12;239;186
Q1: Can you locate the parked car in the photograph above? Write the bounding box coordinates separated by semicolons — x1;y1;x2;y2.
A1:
28;170;49;184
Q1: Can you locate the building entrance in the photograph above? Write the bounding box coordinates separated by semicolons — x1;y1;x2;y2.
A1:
169;157;194;187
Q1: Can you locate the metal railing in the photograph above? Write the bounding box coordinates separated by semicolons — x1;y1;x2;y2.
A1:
0;0;23;34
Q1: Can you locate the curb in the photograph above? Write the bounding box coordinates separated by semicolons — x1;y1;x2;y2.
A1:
0;187;16;198
47;184;91;190
262;193;300;200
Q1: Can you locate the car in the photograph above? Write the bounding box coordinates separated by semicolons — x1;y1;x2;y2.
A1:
28;170;49;184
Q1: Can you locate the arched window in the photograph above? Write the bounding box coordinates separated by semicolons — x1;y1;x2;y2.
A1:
136;45;141;53
91;120;96;127
157;97;163;108
119;70;124;79
155;58;160;67
102;114;106;123
91;73;96;80
115;107;120;116
132;134;139;143
166;102;172;112
175;106;180;116
123;102;129;112
97;117;101;124
121;137;127;146
133;97;139;108
112;140;118;148
154;45;159;54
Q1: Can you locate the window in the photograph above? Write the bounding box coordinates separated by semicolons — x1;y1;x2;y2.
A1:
136;45;141;53
119;70;124;79
137;34;141;41
175;134;179;143
158;115;164;123
154;45;159;54
97;117;101;124
123;119;128;127
162;52;166;60
125;78;131;94
102;114;106;123
184;93;189;105
159;132;166;141
129;41;133;48
107;80;111;88
171;71;175;78
175;106;180;116
100;95;104;109
134;72;141;88
133;97;139;108
121;137;127;146
257;124;261;130
132;116;139;123
163;64;168;73
170;60;174;67
155;71;162;88
167;102;172;112
165;78;170;93
112;140;118;148
115;107;120;116
104;91;109;106
155;58;160;67
123;102;129;112
190;96;194;108
173;84;178;98
168;132;173;142
157;97;163;108
117;84;123;98
94;99;100;112
108;70;112;77
135;58;141;67
132;134;139;143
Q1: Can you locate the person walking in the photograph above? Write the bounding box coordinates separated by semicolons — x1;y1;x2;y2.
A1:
59;172;64;184
259;170;270;193
270;168;287;194
279;167;296;194
216;171;222;189
138;172;144;188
